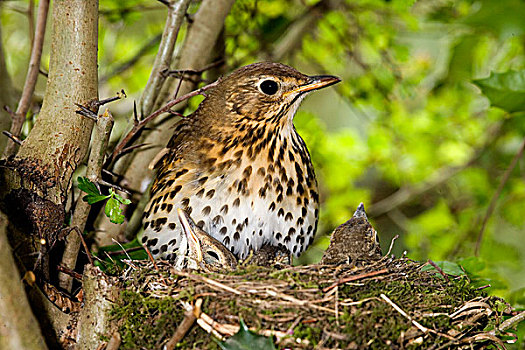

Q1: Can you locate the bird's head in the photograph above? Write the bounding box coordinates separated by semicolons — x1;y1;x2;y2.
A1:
200;62;340;125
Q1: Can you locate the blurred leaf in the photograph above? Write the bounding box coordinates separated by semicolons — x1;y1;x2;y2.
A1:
218;319;276;350
422;261;465;276
473;70;525;112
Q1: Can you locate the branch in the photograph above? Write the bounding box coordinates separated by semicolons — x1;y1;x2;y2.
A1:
59;109;114;291
138;0;192;117
368;123;502;217
109;79;219;163
2;0;50;158
475;136;525;256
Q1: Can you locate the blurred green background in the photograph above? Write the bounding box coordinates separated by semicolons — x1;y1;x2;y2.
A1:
2;0;524;323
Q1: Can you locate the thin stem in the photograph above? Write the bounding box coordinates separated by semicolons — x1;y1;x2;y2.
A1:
3;0;50;157
475;136;525;256
109;79;220;163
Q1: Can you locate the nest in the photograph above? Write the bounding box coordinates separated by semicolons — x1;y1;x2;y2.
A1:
108;255;518;349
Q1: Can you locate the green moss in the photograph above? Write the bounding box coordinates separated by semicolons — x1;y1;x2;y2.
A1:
106;259;508;349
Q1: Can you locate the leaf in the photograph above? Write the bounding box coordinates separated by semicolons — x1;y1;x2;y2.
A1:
82;193;110;205
78;176;100;196
473;70;525;112
105;197;125;224
111;189;131;205
78;177;109;204
217;319;276;350
422;261;466;277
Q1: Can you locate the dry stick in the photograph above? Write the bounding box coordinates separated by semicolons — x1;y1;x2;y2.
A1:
165;299;202;350
489;310;525;335
58;110;114;291
110;79;220;163
322;268;389;293
380;293;430;334
3;0;49;157
172;270;242;295
105;332;121;350
475;136;525;256
143;244;159;270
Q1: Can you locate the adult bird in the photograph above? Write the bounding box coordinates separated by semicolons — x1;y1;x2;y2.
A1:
141;62;340;260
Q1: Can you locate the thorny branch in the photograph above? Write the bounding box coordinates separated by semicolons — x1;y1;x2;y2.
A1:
109;79;220;163
3;0;50;157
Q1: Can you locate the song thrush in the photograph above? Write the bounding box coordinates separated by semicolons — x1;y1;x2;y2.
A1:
141;62;340;260
177;208;237;271
320;203;382;266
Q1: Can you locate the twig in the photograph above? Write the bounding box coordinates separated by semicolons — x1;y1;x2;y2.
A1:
385;234;399;257
427;260;450;282
3;0;49;157
380;293;430;334
2;131;23;145
57;265;83;281
59;110;114;291
164;59;225;77
322;268;389;293
75;227;94;266
143;244;159;271
109;79;220;163
172;270;242;295
475;136;525;256
490;310;525;334
105;332;121;350
165;299;201;350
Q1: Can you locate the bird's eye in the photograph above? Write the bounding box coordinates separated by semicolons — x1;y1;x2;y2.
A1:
205;250;220;262
259;79;279;95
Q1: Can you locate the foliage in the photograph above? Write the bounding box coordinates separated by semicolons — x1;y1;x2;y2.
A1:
217;319;276;350
1;0;524;344
78;176;131;224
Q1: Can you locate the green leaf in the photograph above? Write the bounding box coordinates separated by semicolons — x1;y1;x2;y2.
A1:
217;319;276;350
82;194;110;205
105;197;125;224
422;261;466;276
473;70;525;112
111;189;131;205
78;177;109;204
78;176;101;196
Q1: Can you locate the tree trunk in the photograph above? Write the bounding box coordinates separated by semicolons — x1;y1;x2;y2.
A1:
0;0;99;274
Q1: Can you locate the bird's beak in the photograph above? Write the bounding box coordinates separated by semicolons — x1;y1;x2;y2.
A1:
285;75;341;96
177;208;203;263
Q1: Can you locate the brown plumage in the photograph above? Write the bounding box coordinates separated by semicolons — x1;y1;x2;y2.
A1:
142;62;340;260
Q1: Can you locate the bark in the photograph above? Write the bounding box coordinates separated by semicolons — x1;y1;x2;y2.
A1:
0;25;16;155
0;212;48;350
76;265;119;350
0;0;98;272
